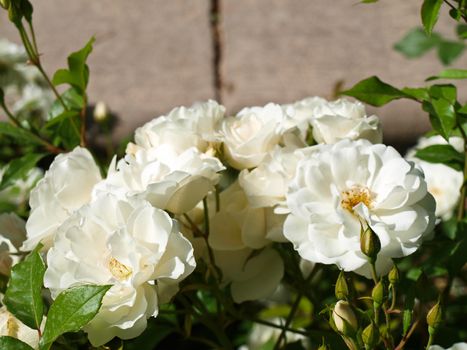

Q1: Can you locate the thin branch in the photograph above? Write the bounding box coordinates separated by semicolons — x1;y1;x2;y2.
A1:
209;0;224;103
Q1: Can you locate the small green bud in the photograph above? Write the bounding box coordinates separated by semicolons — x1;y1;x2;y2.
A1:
332;300;358;336
335;271;349;300
317;342;330;350
7;2;22;24
0;0;10;10
372;279;388;309
426;300;443;334
362;322;380;349
360;225;381;262
388;265;400;285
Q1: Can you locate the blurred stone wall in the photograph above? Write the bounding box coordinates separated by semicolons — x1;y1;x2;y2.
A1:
0;0;464;147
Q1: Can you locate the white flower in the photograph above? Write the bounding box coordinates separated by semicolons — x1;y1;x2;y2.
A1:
44;194;195;346
310;98;382;144
23;147;102;251
95;145;224;214
284;139;436;278
0;39;26;66
207;181;285;302
407;135;464;220
239;146;301;210
0;213;26;276
282;96;327;139
130;100;225;155
0;306;41;349
220;103;288;169
429;343;467;350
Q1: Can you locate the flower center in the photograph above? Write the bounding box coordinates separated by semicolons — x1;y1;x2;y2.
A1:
341;185;372;213
108;257;132;281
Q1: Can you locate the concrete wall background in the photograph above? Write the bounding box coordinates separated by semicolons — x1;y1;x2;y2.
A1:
0;0;464;146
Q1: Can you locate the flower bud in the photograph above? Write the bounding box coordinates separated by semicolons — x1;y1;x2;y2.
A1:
317;343;330;350
93;101;109;123
332;300;358;336
426;300;443;335
372;279;388;309
0;0;10;10
388;265;400;285
360;225;381;263
335;271;350;300
7;2;21;24
362;322;379;349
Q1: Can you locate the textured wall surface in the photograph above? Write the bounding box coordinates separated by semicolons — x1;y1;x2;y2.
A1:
0;0;464;146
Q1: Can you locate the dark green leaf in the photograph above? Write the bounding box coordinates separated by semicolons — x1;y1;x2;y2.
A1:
421;0;443;35
415;144;464;170
459;104;467;114
427;68;467;81
40;284;111;347
437;40;465;65
3;244;45;330
431;99;457;137
0;153;44;191
341;76;409;106
0;336;34;350
52;37;95;92
401;87;429;101
0;122;41;145
457;24;467;39
394;28;439;58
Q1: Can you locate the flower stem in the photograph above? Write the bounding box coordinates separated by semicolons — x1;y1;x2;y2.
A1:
273;291;304;350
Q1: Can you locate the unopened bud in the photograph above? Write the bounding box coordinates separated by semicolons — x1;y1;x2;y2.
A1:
93;101;109;123
388;265;400;285
332;300;358;336
360;225;381;262
426;300;442;335
0;0;10;10
362;322;379;349
372;279;388;309
335;271;349;300
7;2;21;24
317;344;329;350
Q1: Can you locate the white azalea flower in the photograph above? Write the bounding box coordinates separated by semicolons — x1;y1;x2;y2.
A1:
407;135;464;220
284;139;436;278
0;213;26;275
0;306;42;349
429;343;467;350
311;98;382;144
23;147;102;251
95;145;224;214
239;146;301;210
44;194;195;346
220;103;288;169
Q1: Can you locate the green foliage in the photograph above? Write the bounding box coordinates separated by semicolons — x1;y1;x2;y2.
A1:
341;76;410;106
427;68;467;80
0;336;34;350
394;27;465;65
421;0;443;35
40;285;111;349
415;144;464;170
0;153;44;191
0;122;42;146
3;244;45;330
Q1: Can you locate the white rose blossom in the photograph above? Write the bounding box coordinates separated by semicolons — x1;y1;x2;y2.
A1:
282;96;327;140
429;343;467;350
23;147;102;251
207;181;285;302
44;194;195;346
0;213;26;276
220;103;289;169
0;306;43;349
407;135;464;221
284;139;436;278
94;145;224;214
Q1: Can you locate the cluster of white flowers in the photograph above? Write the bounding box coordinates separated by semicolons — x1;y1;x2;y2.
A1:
5;96;438;346
0;39;53;125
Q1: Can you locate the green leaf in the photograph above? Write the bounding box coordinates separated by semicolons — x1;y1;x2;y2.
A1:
459;104;467;114
0;336;34;350
421;0;443;35
40;284;111;348
415;144;464;169
0;122;41;145
341;76;409;106
427;68;467;81
401;87;430;101
394;28;440;58
52;37;95;92
48;87;84;120
3;244;45;330
429;84;457;104
437;40;465;65
0;153;44;191
457;24;467;39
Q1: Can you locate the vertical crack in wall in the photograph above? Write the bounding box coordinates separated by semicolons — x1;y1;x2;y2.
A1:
209;0;224;103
